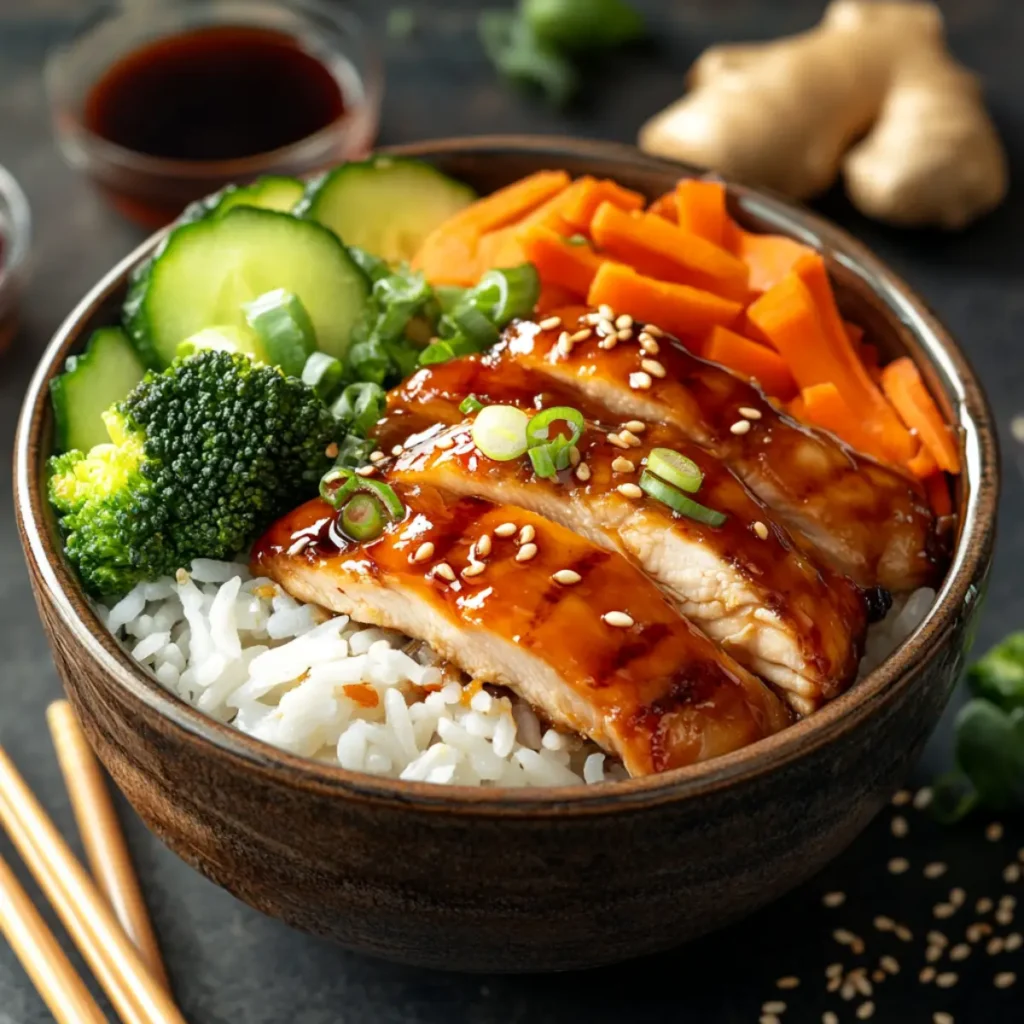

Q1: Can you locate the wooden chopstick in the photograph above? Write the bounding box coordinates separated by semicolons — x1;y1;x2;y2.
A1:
0;746;186;1024
46;700;170;991
0;853;108;1024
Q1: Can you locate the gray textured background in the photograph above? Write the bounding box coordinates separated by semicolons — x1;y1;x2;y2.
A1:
2;1;1024;1021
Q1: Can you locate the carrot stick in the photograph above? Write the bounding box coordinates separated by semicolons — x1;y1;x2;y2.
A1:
587;262;742;338
800;383;880;456
732;230;813;293
674;180;728;247
560;178;645;231
413;170;571;285
520;226;609;296
880;357;961;473
925;473;953;517
907;443;938;479
535;282;578;314
702;326;798;400
647;191;677;222
590;202;749;301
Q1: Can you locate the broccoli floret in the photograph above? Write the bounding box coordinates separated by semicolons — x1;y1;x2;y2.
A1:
48;349;339;597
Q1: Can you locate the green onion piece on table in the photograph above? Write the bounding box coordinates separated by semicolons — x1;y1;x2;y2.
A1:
523;0;645;52
639;471;727;526
646;448;703;493
471;405;530;461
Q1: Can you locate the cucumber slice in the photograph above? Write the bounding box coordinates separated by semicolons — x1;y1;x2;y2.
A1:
243;289;317;376
299;156;476;264
180;176;305;223
176;325;265;361
125;207;369;367
51;328;146;453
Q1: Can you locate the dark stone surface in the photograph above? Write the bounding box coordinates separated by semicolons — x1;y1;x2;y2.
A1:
1;1;1022;1020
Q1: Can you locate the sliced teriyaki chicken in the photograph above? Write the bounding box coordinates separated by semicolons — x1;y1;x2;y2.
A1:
490;308;939;593
380;393;867;713
251;491;791;776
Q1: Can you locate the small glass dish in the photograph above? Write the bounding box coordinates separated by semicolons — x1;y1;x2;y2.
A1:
45;0;383;227
0;163;31;354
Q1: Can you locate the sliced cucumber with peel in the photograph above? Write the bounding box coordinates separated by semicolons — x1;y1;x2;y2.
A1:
299;156;476;263
124;207;369;368
180;176;305;223
51;328;146;452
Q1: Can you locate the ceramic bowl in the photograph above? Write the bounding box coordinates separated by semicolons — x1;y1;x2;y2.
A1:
14;136;998;972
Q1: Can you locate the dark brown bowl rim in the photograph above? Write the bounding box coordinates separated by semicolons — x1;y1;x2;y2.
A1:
14;135;999;816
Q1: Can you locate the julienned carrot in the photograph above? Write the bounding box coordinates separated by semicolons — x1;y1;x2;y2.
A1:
590;203;750;301
925;473;953;518
561;178;645;231
413;170;571;284
702;326;798;401
587;262;742;338
520;226;609;296
800;383;880;456
880;357;961;474
793;254;916;464
732;230;813;293
674;180;728;247
647;191;677;222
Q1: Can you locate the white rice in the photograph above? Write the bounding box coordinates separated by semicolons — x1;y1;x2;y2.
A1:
101;561;935;787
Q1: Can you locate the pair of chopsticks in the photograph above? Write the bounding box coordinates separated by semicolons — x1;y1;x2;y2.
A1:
0;700;185;1023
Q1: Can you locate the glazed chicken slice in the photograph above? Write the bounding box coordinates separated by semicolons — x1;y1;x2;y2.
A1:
252;491;791;776
490;308;939;592
382;395;867;712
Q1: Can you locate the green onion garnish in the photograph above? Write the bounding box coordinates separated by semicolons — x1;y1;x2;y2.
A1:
459;395;484;415
525;406;584;477
646;448;703;493
356;478;405;520
473;265;541;324
320;468;405;522
340;493;386;542
471;405;530;461
639;471;727;526
528;444;557;478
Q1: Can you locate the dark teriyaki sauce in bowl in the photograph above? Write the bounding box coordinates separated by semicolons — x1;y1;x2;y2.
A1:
83;26;346;162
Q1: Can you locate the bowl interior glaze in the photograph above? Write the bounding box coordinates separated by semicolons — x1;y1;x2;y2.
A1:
14;135;998;813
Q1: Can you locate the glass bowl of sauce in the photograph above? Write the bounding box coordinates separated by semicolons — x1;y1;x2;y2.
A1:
46;0;383;226
0;163;31;354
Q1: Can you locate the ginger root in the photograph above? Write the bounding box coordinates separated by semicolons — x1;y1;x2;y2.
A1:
638;1;1007;229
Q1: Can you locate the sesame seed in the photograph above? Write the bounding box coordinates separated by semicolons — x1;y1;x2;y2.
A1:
596;318;616;337
433;562;456;582
730;419;752;435
624;420;646;432
557;335;574;357
994;971;1017;989
987;937;1005;956
919;967;936;984
611;457;636;473
874;915;894;932
175;568;190;585
598;304;615;320
638;334;660;355
934;1014;954;1024
856;1001;875;1020
895;924;913;942
852;971;872;996
888;857;910;874
936;972;958;988
607;432;631;449
494;522;517;538
871;969;884;983
516;543;538;563
822;891;846;908
928;930;949;947
951;943;972;961
552;569;582;585
826;977;842;994
569;446;581;467
570;328;592;344
826;963;845;979
369;450;386;463
617;483;643;499
1004;863;1021;884
412;542;435;563
968;923;992;943
949;887;966;906
391;445;404;456
325;442;340;458
759;1016;780;1024
1000;894;1017;909
823;1014;839;1024
641;357;666;378
539;316;562;331
615;314;633;330
891;815;909;837
925;862;948;879
355;465;377;477
892;789;912;805
628;370;653;390
934;903;956;919
762;1002;786;1015
1006;933;1022;951
834;928;857;945
617;328;633;341
775;976;800;990
475;533;492;558
880;955;900;975
575;464;591;482
644;323;665;338
851;937;866;955
462;562;486;578
518;525;536;545
977;898;994;914
913;787;934;810
603;610;634;628
926;946;943;963
997;908;1015;926
739;406;763;420
583;312;602;325
987;822;1005;842
619;429;642;447
597;337;618;351
753;521;769;540
435;435;455;450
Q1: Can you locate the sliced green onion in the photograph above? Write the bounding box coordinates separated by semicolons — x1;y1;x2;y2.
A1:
471;405;530;461
566;234;589;246
639;471;727;526
445;305;501;349
331;382;386;436
419;334;479;366
646;448;703;493
459;395;484;415
473;265;541;324
526;406;584;475
356;478;405;520
347;336;391;385
302;351;345;401
333;435;378;470
434;285;467;316
528;444;557;478
340;493;386;542
320;468;359;507
348;246;390;283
